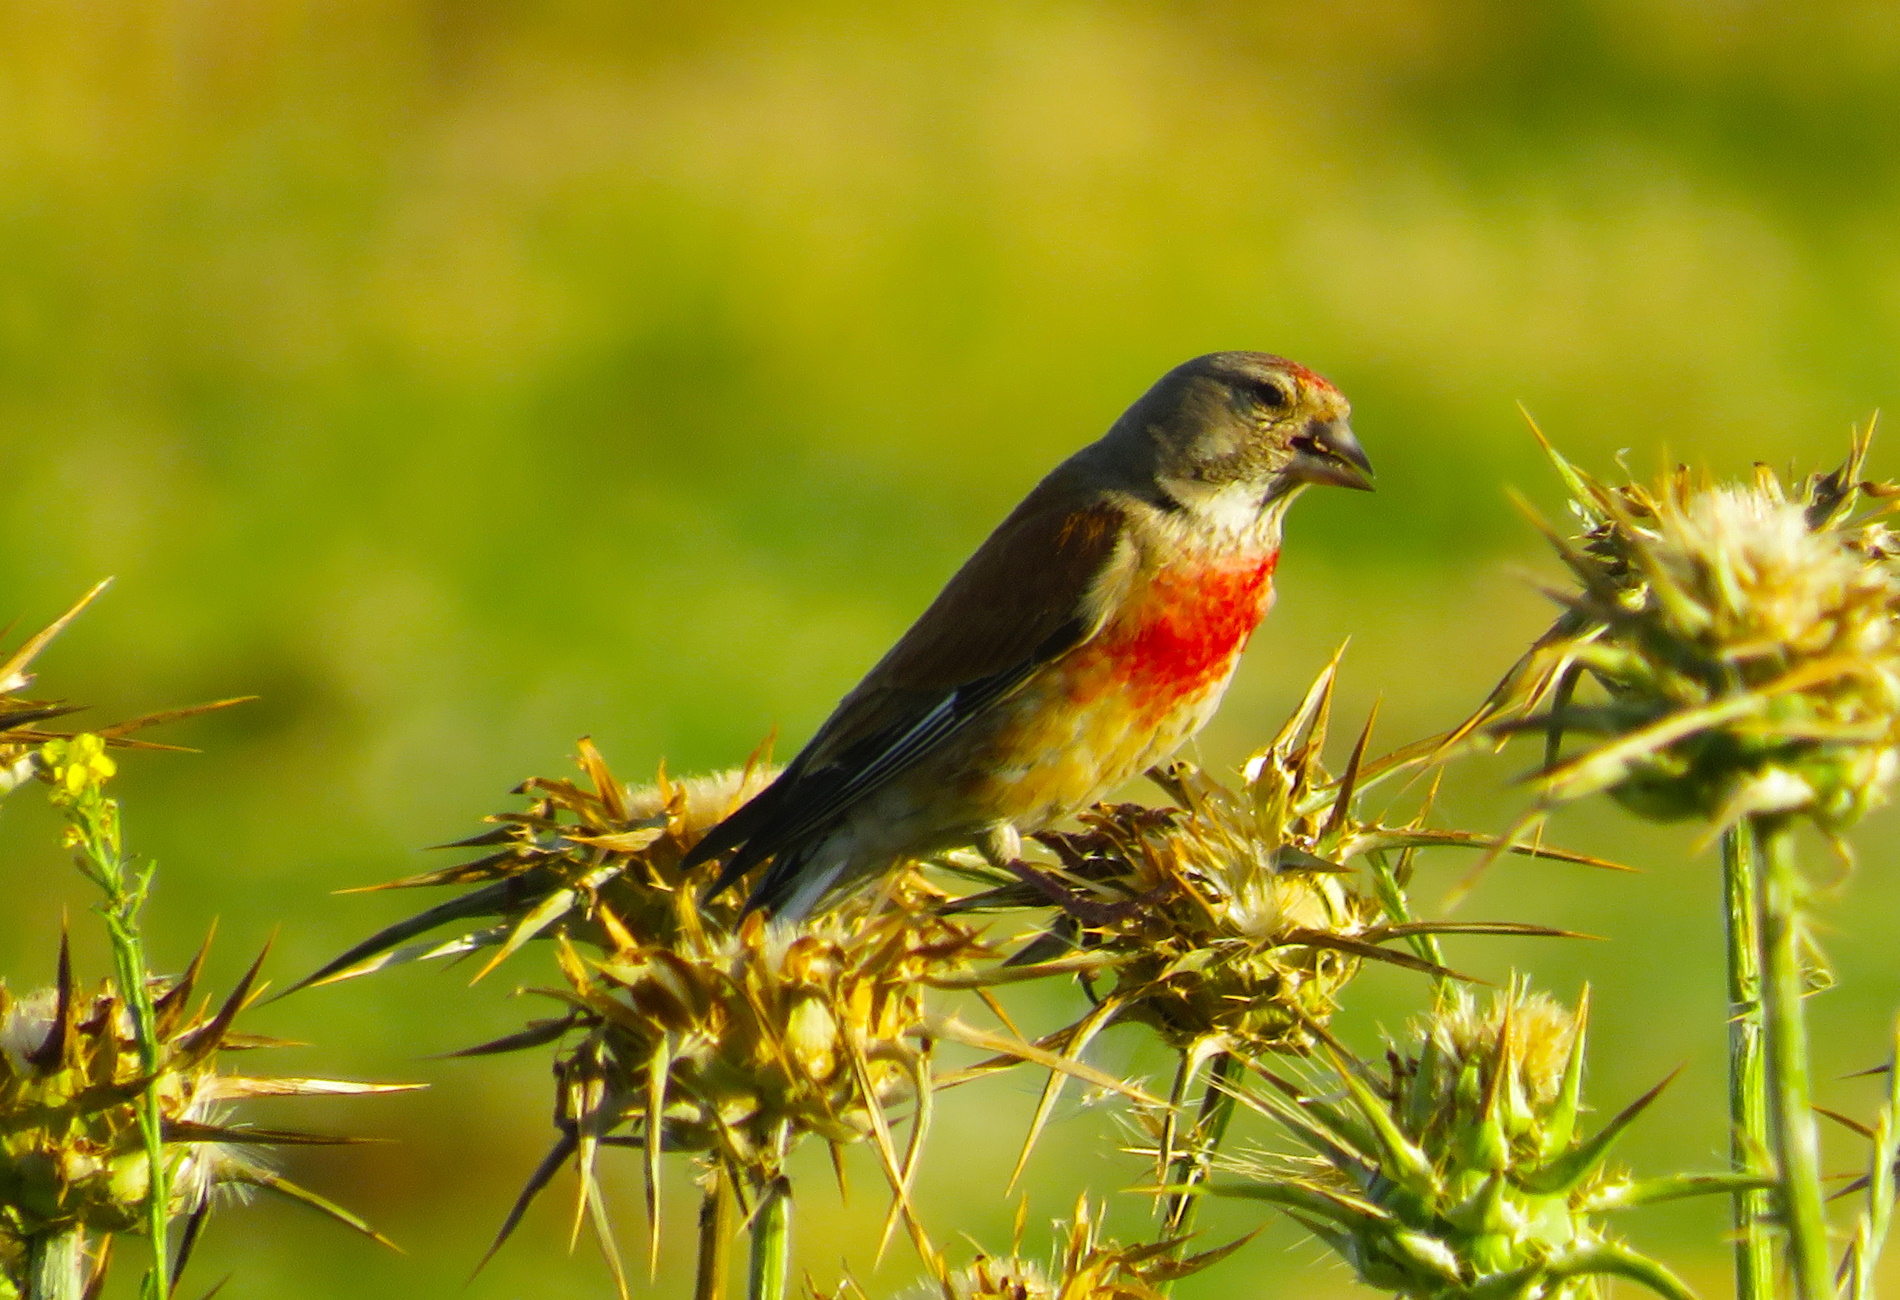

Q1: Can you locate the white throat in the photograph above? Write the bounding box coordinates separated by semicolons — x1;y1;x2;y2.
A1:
1167;479;1297;548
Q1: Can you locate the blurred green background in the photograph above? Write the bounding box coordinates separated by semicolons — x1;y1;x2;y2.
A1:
4;1;1900;1295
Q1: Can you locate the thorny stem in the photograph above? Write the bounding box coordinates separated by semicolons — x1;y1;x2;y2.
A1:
695;1163;734;1300
24;1226;86;1300
747;1176;792;1300
1753;815;1832;1300
1162;1051;1239;1246
1366;850;1447;976
1722;822;1773;1300
46;738;172;1298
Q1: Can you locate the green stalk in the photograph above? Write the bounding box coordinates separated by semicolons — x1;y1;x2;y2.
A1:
46;739;171;1298
696;1163;733;1300
1753;814;1832;1300
1162;1051;1239;1243
746;1176;791;1300
1721;822;1773;1300
106;910;171;1300
1367;849;1447;976
24;1227;86;1300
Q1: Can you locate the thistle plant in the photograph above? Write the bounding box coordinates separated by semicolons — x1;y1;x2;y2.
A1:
478;881;989;1300
1472;427;1900;1299
0;587;396;1299
5;741;409;1299
946;657;1604;1247
310;744;1061;1300
309;676;1611;1300
1217;985;1754;1300
0;931;415;1299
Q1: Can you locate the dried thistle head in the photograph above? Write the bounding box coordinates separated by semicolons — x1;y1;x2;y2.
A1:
472;875;989;1291
552;880;980;1165
1484;430;1900;833
1222;985;1745;1300
308;739;1036;1291
965;657;1595;1058
0;935;414;1285
1035;785;1375;1054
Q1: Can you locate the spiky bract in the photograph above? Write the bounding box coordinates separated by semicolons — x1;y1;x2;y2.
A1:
1223;986;1741;1300
1488;434;1900;833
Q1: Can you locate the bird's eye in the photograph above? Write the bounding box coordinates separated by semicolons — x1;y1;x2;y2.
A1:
1254;378;1293;413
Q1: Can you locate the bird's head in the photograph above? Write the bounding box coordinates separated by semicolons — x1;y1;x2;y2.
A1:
1090;352;1371;521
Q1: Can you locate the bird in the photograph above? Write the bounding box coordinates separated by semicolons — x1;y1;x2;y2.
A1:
685;351;1372;919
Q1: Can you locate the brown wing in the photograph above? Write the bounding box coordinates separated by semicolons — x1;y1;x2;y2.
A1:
806;486;1132;764
686;479;1134;896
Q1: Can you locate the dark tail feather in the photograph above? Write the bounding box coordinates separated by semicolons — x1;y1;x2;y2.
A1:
739;841;829;918
704;838;771;901
682;803;762;870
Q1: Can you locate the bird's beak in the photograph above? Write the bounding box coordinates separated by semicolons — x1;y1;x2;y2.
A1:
1286;418;1374;491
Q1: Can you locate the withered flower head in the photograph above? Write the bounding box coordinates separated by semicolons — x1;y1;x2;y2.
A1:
548;879;982;1170
1484;431;1900;833
460;836;989;1291
1223;985;1742;1300
0;936;414;1289
309;741;1016;1291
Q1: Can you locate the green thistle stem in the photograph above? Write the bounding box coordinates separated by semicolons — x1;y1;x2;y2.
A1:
746;1176;791;1300
696;1163;733;1300
45;738;172;1298
1367;849;1446;976
1753;815;1832;1300
107;913;172;1298
1162;1051;1239;1244
24;1227;86;1300
1722;822;1773;1300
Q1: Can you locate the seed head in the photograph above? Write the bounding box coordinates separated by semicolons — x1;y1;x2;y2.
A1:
445;770;989;1287
1032;783;1376;1054
294;741;780;992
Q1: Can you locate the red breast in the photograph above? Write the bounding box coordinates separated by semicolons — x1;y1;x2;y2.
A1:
1055;550;1279;718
